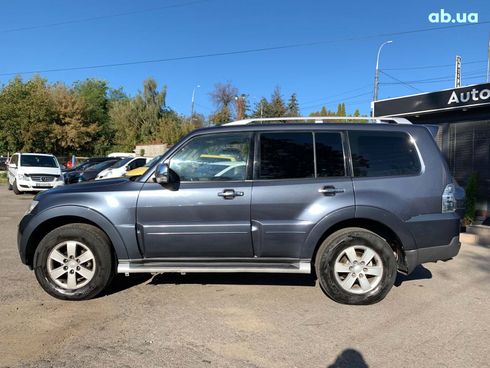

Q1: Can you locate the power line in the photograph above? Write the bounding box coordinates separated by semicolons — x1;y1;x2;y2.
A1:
300;84;372;105
301;91;372;110
381;74;486;85
379;70;422;92
2;20;490;77
379;69;487;85
0;0;212;34
383;59;487;71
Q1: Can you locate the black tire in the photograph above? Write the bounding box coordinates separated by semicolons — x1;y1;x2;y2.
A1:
315;227;397;305
12;179;21;195
33;223;114;300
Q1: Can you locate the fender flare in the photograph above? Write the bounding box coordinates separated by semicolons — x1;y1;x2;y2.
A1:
301;206;356;258
21;205;130;265
301;205;417;259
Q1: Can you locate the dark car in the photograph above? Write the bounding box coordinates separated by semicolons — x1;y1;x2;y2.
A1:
0;157;8;171
18;119;464;304
75;159;121;182
63;157;116;184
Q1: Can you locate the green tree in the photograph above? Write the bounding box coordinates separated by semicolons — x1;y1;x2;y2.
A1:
287;93;300;116
109;98;138;151
251;97;269;118
50;84;99;154
336;103;347;116
136;78;167;140
0;75;55;153
73;79;112;154
309;106;330;117
268;87;287;117
209;107;232;125
109;78;168;150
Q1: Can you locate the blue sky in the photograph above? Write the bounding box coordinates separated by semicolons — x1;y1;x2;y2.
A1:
0;0;489;116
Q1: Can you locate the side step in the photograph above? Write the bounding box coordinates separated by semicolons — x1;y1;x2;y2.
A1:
118;260;311;274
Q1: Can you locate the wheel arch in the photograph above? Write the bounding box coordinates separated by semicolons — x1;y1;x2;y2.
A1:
303;207;417;273
22;207;130;268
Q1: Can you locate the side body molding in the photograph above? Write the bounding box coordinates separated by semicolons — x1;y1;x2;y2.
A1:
20;205;135;265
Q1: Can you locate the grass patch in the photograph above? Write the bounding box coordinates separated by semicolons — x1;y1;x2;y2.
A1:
0;171;7;184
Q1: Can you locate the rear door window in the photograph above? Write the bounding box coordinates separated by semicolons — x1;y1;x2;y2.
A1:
349;131;421;177
315;132;345;177
258;132;314;179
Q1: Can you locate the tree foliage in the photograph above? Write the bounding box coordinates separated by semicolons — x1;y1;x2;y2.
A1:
0;75;368;156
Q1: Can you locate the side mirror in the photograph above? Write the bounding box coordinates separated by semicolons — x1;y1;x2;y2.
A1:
154;163;170;184
8;163;16;169
154;163;180;190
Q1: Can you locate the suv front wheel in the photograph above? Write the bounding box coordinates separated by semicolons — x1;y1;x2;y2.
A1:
315;227;397;305
33;223;114;300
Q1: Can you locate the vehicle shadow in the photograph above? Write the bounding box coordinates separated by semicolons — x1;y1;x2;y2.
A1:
327;348;369;368
394;265;432;287
148;272;318;287
102;264;432;296
101;273;153;297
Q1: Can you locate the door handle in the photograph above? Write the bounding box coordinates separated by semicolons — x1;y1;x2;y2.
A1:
218;189;244;199
318;186;345;196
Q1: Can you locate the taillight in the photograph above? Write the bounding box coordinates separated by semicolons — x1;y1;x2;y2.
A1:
442;183;456;213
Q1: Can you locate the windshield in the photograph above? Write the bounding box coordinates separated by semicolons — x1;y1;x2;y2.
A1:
110;157;133;168
86;160;118;171
21;155;58;168
145;155;163;167
74;160;96;171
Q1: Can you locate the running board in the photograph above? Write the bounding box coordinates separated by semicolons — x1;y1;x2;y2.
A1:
117;260;311;274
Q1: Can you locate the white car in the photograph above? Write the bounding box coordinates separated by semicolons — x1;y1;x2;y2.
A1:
96;156;150;180
7;153;64;194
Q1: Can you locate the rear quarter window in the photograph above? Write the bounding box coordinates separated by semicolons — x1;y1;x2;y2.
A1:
349;131;421;177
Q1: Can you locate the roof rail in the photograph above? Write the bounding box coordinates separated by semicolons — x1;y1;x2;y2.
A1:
224;116;412;126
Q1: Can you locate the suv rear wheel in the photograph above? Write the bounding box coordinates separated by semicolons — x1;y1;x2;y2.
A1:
315;227;397;305
33;224;114;300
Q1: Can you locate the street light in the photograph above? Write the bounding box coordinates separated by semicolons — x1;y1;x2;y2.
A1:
190;84;200;118
373;40;393;103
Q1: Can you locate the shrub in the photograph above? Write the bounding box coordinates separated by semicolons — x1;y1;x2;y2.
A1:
464;173;478;224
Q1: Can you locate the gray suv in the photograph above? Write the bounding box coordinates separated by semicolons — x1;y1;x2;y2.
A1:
17;121;462;304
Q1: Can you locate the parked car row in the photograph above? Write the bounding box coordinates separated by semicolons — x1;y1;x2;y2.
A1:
6;152;153;194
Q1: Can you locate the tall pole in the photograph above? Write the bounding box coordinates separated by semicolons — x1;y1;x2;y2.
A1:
487;32;490;83
190;84;200;118
373;40;393;104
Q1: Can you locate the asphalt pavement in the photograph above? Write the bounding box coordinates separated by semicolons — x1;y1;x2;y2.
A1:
0;185;488;368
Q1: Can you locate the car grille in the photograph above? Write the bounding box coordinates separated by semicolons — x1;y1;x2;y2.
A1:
30;175;57;182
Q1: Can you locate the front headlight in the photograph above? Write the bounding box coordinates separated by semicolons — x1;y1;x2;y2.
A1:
25;200;39;215
18;173;27;181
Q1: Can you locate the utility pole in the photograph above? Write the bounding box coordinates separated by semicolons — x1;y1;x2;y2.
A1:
372;40;393;117
487;32;490;83
455;55;462;88
190;85;200;119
